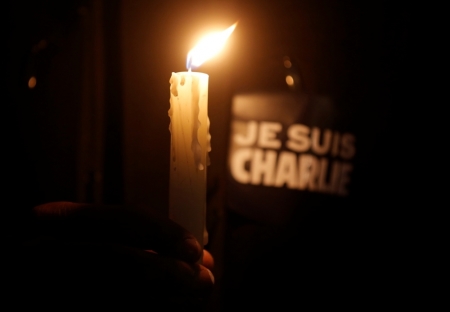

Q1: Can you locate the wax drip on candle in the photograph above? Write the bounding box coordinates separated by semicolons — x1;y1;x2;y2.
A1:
169;73;178;164
190;74;204;170
169;72;205;171
206;116;211;166
169;73;179;97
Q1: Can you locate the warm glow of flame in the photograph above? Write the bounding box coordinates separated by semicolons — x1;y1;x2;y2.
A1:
285;75;294;86
186;22;237;70
28;76;37;89
284;59;292;68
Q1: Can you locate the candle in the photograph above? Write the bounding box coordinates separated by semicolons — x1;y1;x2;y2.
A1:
168;23;237;255
168;71;209;248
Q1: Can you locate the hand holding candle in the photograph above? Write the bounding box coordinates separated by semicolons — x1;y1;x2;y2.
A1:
168;23;237;259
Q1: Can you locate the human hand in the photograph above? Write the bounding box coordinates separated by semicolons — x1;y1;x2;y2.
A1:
12;202;214;309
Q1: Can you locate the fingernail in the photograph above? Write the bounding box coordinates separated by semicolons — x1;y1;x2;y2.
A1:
198;266;215;291
205;267;215;285
198;266;215;285
188;265;214;298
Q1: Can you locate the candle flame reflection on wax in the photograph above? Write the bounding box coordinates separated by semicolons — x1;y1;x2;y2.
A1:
186;22;237;70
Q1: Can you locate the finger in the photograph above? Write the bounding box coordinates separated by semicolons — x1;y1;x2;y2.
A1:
22;239;214;298
202;249;214;270
32;202;202;263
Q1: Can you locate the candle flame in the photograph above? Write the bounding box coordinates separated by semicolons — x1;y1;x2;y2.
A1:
186;22;237;70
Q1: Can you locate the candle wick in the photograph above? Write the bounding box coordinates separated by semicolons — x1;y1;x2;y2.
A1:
186;53;192;71
188;68;192;73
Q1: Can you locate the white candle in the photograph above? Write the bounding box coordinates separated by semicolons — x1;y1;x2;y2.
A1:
168;71;209;248
168;22;237;256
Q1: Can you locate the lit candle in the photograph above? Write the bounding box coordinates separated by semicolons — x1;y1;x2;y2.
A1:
168;23;237;256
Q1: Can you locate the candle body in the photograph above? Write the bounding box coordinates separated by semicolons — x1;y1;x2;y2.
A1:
168;72;209;249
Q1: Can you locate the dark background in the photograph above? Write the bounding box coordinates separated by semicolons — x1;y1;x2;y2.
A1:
6;0;414;309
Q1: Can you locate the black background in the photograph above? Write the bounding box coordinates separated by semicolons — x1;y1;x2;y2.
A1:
6;0;416;309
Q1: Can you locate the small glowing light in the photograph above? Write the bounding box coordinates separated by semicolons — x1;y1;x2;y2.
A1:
285;75;294;86
186;22;237;70
283;56;292;68
28;76;37;89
